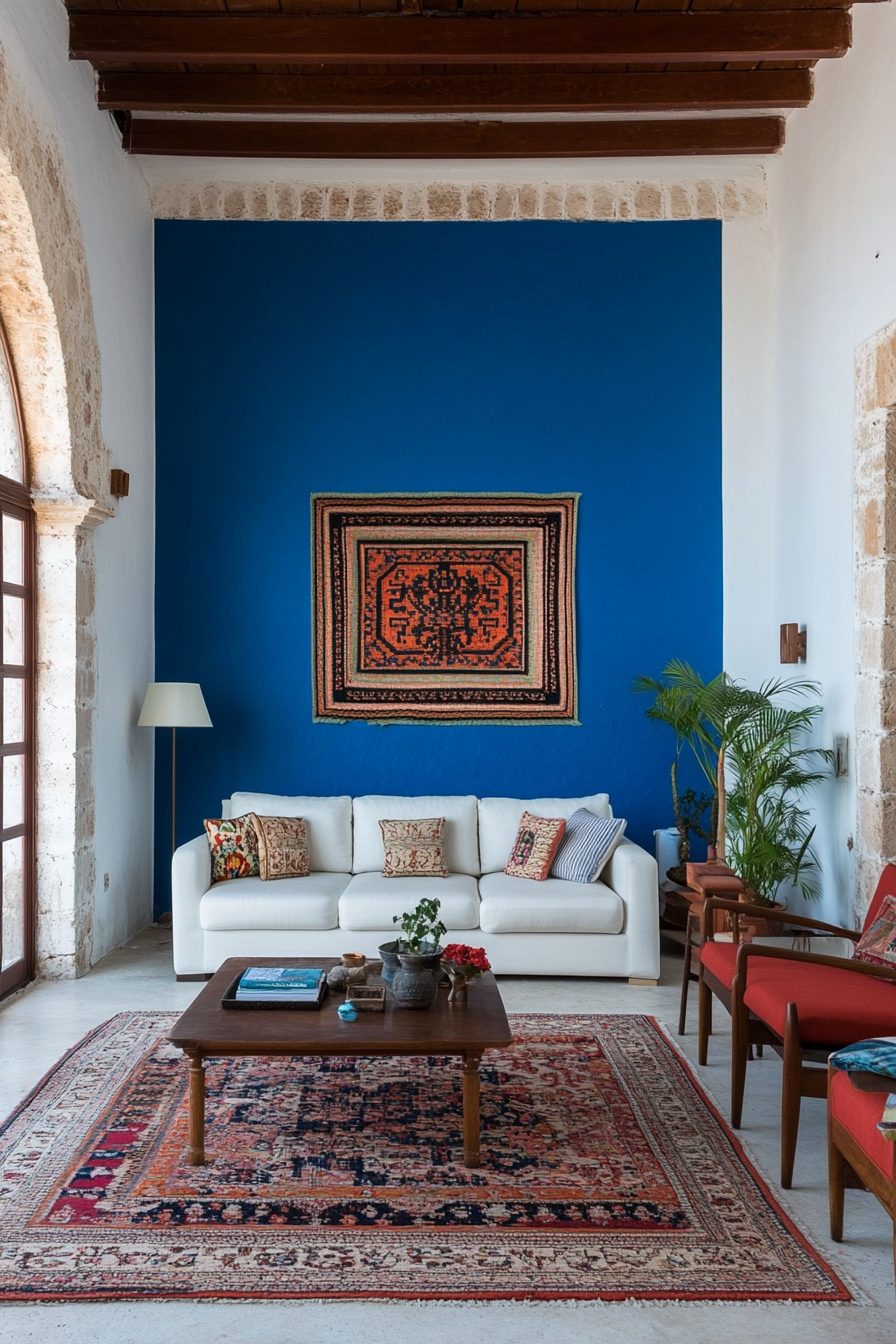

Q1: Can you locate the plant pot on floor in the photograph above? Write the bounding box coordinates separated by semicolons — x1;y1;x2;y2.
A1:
392;950;442;1009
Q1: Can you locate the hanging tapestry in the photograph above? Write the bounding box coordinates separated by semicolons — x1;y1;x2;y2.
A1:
312;493;578;723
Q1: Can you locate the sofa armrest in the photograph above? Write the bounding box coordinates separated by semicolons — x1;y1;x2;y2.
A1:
601;838;660;979
172;835;212;976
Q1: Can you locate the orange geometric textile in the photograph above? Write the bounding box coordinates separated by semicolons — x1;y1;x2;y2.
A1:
312;494;578;723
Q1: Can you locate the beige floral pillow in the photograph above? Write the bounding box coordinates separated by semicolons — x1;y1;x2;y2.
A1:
250;813;310;880
379;817;448;878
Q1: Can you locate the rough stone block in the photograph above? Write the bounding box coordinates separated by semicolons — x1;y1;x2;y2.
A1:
352;186;379;220
633;183;662;220
465;184;490;220
427;183;463;219
383;186;404;220
566;184;590;220
591;183;616;221
518;183;539;219
494;184;515;220
300;186;324;220
542;185;564;220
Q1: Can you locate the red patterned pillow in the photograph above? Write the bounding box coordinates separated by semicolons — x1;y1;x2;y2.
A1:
855;894;896;967
204;815;260;883
504;812;566;881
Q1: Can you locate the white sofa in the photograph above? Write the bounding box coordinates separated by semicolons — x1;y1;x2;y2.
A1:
172;791;660;983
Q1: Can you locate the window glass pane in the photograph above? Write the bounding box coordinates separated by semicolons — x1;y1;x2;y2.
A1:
1;836;24;969
3;753;23;830
0;336;23;485
3;678;23;744
3;515;23;587
3;595;23;665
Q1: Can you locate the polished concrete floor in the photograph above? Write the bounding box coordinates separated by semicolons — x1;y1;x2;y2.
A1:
0;926;892;1343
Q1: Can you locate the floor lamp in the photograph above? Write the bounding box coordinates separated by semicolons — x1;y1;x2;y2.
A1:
138;682;213;853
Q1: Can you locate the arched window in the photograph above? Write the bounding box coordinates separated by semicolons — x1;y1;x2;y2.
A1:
0;320;33;997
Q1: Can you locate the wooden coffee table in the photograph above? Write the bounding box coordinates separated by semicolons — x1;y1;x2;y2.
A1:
168;957;513;1170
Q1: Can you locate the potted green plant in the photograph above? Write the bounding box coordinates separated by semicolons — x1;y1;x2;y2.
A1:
632;672;717;882
389;896;447;1010
638;661;832;910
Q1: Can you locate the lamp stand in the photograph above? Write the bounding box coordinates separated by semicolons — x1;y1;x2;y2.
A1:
171;725;177;855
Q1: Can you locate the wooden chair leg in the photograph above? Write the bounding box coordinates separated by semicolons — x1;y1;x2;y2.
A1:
730;985;749;1128
697;973;713;1066
781;1001;802;1189
678;937;693;1036
828;1128;847;1242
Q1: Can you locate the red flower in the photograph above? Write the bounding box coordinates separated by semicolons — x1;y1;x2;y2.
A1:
442;943;491;972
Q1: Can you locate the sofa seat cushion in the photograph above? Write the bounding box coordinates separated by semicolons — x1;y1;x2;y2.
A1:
338;872;480;931
742;959;896;1047
200;871;350;931
830;1066;896;1179
478;871;623;935
478;795;611;875
352;796;480;876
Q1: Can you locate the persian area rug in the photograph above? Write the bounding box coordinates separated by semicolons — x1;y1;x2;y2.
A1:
312;493;578;723
0;1012;848;1303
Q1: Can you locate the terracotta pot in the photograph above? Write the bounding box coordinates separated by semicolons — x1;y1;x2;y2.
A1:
739;895;787;939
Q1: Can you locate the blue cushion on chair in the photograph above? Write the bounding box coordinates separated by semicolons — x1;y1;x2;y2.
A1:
550;809;626;884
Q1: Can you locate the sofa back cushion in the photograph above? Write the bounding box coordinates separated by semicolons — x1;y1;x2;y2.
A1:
478;794;612;874
230;793;353;873
353;795;480;875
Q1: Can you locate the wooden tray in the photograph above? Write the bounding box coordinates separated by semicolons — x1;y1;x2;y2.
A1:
221;972;328;1011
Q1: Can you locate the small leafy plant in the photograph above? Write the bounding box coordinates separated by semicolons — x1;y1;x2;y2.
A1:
393;896;447;954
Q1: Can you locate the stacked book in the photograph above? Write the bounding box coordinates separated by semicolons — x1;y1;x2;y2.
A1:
235;966;325;1003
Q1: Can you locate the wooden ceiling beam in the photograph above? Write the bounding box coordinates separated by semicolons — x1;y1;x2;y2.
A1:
120;113;784;157
70;11;850;66
98;68;812;112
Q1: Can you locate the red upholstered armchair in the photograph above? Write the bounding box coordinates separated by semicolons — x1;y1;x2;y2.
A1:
698;865;896;1188
828;1061;896;1287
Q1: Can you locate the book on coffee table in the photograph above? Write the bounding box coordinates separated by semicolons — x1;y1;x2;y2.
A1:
224;966;327;1010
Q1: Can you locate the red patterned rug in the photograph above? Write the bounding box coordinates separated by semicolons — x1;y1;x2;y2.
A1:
0;1012;848;1302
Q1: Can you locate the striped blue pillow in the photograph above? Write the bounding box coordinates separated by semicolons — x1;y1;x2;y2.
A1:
550;810;627;884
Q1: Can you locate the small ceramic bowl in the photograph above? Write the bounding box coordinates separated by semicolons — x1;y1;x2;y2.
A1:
337;1003;358;1022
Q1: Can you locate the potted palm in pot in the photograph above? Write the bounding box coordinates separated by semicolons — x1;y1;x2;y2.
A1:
637;661;833;914
632;672;717;882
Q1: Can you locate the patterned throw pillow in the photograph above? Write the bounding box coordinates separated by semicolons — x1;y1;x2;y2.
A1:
204;815;259;883
855;894;896;967
380;817;449;878
504;812;566;881
250;813;310;881
551;810;627;883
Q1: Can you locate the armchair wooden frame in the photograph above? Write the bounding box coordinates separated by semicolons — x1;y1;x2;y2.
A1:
699;897;896;1187
827;1060;896;1290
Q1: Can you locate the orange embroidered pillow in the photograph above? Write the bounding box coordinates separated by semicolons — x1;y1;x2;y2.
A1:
504;812;566;881
250;813;310;880
204;815;259;883
855;894;896;967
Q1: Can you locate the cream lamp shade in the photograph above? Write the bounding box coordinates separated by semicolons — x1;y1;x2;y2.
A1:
138;682;212;729
138;682;212;856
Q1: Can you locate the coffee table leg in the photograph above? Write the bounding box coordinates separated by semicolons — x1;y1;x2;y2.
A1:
462;1050;483;1168
187;1050;206;1165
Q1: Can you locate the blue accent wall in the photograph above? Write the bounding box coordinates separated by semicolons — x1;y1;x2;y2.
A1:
154;219;722;913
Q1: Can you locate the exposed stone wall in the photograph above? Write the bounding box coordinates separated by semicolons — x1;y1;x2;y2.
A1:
150;175;765;224
0;41;109;977
854;318;896;924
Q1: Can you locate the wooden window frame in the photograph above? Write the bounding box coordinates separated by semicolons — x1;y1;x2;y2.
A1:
0;319;34;1000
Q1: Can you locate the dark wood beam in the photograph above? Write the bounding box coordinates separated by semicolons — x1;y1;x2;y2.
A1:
99;68;812;113
121;114;784;158
70;11;849;66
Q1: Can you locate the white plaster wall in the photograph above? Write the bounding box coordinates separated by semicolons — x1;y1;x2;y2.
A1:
0;2;155;962
725;1;896;924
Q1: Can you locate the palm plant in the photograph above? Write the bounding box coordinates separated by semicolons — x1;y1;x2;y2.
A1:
636;661;833;906
632;673;716;874
723;700;832;905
